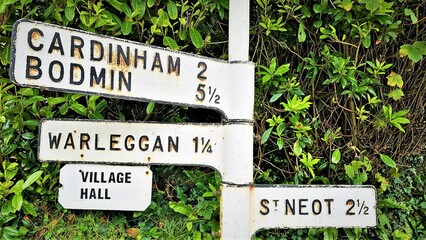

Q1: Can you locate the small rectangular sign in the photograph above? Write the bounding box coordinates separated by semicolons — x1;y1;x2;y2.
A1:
38;119;253;184
221;184;377;239
59;164;152;211
10;19;254;120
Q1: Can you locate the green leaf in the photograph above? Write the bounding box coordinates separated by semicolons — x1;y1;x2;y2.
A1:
146;102;155;115
294;140;302;156
298;22;306;43
147;0;155;8
163;36;179;50
106;0;123;11
167;1;178;20
186;221;193;232
121;3;132;16
23;170;43;190
399;42;426;63
22;201;37;217
387;72;403;88
169;202;197;220
331;149;341;164
70;103;87;116
269;93;282;103
21;132;35;140
121;21;132;35
0;42;10;65
2;226;20;237
359;0;380;12
380;154;396;168
275;63;290;75
388;89;404;101
261;127;273;144
65;6;75;21
10;180;24;194
189;27;203;49
12;193;23;211
339;0;353;11
313;4;324;13
404;8;417;24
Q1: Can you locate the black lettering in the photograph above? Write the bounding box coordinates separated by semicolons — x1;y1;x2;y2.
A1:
26;56;42;79
109;172;116;183
49;60;64;83
117;172;124;183
64;133;75;149
71;35;84;58
118;71;131;91
28;28;44;51
70;63;84;85
80;133;90;149
125;172;131;183
285;199;295;215
89;188;96;199
168;136;179;152
139;136;149;151
98;188;104;199
90;40;104;61
105;188;111;199
273;199;279;207
93;172;99;183
110;134;121;151
197;61;207;80
100;172;106;183
48;132;61;149
108;43;113;63
134;49;146;69
110;69;115;90
325;199;333;214
168;56;180;75
95;134;105;150
48;32;64;55
125;135;135;150
151;52;163;72
90;67;106;88
312;199;322;215
299;199;308;215
260;199;269;215
117;45;130;66
80;170;89;182
80;188;88;199
152;136;163;152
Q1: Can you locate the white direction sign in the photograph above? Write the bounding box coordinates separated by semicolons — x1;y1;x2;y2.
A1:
59;164;152;211
38;119;253;184
10;19;254;121
221;184;377;239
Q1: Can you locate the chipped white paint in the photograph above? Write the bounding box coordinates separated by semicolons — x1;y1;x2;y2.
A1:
221;184;377;239
10;19;254;121
59;164;152;211
38;119;253;184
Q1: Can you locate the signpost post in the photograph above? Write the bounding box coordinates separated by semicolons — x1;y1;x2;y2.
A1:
38;119;253;184
221;184;377;239
10;19;254;121
59;164;152;211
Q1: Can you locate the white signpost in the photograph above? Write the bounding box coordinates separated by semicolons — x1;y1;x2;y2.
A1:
221;184;377;239
10;19;254;121
59;164;152;211
10;2;377;237
38;119;253;184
